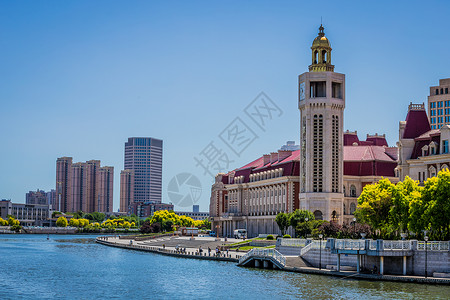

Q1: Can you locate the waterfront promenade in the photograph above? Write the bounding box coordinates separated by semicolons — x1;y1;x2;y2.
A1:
97;236;450;285
96;235;243;262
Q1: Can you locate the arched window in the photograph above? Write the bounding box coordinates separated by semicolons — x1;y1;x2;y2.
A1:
343;203;346;215
441;164;449;171
350;185;357;197
350;203;356;214
314;51;318;64
322;50;327;63
441;88;444;94
314;210;323;220
343;186;346;196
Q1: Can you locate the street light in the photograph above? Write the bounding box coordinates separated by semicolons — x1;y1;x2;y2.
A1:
353;217;357;236
318;234;323;270
424;235;429;278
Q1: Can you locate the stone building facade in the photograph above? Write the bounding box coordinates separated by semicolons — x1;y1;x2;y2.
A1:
397;103;450;181
210;26;398;237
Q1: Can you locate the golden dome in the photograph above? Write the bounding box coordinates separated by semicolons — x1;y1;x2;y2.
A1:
311;25;331;48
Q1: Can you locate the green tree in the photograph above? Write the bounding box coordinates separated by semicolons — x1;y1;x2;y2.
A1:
275;212;290;236
289;209;314;237
85;212;105;223
52;211;62;218
355;178;395;233
389;176;420;233
412;169;450;240
56;217;68;227
201;218;211;230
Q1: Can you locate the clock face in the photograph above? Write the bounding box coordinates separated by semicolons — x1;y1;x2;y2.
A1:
299;82;305;100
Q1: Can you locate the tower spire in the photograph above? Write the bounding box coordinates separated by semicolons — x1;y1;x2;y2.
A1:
309;24;334;72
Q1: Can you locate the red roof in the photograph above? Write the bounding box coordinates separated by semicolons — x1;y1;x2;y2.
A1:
403;109;431;139
344;146;397;162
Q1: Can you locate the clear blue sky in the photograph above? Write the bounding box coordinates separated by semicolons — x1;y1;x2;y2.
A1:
1;0;449;212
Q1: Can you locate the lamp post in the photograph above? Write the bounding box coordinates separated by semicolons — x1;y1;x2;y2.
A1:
353;217;357;237
318;234;323;270
424;235;429;278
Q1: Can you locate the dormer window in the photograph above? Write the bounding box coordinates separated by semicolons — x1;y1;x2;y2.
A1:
421;145;429;156
429;141;438;155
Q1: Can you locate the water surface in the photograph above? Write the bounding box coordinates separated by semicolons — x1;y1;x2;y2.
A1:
0;234;448;299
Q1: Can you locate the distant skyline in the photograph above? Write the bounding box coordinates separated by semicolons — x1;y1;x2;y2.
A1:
1;1;450;211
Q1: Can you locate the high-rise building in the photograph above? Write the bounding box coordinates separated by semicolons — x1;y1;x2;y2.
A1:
56;157;113;213
98;166;114;213
124;137;163;204
26;189;56;208
298;25;345;221
26;190;48;205
120;169;135;213
428;78;450;129
56;157;73;212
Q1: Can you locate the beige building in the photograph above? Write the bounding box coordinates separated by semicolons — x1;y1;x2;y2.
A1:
56;157;114;213
120;169;135;213
428;78;450;130
397;103;450;181
298;25;345;222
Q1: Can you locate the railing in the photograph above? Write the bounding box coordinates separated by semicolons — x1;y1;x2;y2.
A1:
383;240;411;251
335;239;365;250
299;242;312;256
279;238;307;247
239;248;286;267
417;241;449;251
369;240;377;250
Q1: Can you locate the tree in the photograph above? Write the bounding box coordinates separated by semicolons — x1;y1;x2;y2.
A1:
275;213;290;236
69;218;79;227
289;209;314;237
52;211;62;218
85;212;105;223
390;177;419;233
201;218;211;230
355;178;395;232
56;217;68;227
410;169;450;240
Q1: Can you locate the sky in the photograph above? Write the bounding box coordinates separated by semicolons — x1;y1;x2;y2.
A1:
1;0;450;212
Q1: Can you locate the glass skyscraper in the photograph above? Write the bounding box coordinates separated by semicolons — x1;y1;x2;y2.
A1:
124;137;163;203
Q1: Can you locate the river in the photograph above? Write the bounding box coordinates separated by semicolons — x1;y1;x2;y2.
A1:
0;234;448;299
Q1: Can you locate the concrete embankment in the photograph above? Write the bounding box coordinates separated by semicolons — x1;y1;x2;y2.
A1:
96;237;450;285
96;238;239;263
283;265;450;285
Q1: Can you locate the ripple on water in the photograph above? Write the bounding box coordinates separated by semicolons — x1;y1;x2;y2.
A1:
0;234;449;300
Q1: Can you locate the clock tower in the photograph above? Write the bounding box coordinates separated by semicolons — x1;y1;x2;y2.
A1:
298;25;345;222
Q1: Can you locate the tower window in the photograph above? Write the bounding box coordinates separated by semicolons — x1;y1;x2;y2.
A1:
322;50;327;63
310;81;326;98
441;88;444;94
446;88;449;94
436;89;439;95
332;82;342;99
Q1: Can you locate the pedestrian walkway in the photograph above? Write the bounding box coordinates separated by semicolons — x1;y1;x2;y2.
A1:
96;236;244;262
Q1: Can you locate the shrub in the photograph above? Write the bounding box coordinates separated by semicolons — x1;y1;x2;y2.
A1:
283;234;291;238
56;217;68;227
266;235;274;240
